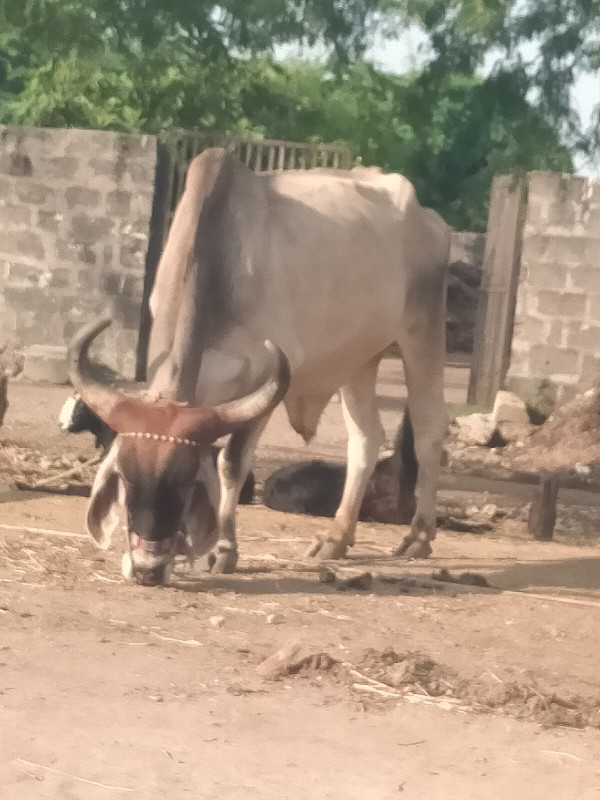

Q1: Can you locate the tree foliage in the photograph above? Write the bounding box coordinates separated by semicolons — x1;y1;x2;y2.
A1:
240;59;572;229
404;0;600;148
0;0;595;229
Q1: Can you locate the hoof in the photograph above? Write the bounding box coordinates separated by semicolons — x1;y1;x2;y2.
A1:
125;553;174;586
394;537;433;559
196;552;217;572
211;546;239;574
307;537;348;560
133;564;172;587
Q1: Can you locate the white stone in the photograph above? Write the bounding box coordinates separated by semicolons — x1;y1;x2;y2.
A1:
492;390;529;425
480;504;498;520
453;413;496;446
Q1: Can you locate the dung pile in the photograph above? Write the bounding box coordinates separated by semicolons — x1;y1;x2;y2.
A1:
511;385;600;473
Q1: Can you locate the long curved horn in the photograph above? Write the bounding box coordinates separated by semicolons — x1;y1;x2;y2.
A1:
212;340;290;429
70;322;290;438
67;317;125;425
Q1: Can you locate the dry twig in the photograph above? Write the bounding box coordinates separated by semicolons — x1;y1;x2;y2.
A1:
151;632;203;646
25;454;101;488
0;523;87;540
15;758;135;792
352;683;403;698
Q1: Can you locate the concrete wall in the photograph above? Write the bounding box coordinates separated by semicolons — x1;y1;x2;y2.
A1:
508;172;600;408
0;126;156;379
1;127;485;381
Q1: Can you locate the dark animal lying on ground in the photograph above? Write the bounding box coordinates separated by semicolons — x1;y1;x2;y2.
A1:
263;409;418;524
58;395;256;505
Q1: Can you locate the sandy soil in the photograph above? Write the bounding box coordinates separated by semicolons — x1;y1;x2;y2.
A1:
1;364;600;799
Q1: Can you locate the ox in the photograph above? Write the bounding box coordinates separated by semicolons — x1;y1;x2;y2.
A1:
68;149;449;585
58;394;256;505
59;394;415;523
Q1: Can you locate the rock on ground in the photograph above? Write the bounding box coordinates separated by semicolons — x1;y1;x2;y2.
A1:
452;413;497;447
492;390;529;426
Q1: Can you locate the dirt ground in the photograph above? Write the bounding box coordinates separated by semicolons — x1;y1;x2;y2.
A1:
1;362;600;799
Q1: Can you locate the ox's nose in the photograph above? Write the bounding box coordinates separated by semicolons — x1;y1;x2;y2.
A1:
129;535;174;585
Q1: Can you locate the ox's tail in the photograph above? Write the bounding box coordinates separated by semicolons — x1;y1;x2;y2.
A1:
391;407;418;522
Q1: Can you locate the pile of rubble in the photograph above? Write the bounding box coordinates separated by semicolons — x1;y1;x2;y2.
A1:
511;385;600;475
446;390;533;479
450;390;532;449
447;385;600;485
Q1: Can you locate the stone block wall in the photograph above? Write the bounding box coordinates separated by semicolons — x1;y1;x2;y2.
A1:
508;172;600;408
0;126;157;378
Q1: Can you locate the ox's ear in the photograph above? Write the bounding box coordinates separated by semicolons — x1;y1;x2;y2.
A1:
86;445;125;549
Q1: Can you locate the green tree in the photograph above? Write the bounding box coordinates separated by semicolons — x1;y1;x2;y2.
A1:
403;0;600;149
0;0;247;131
3;1;598;136
239;59;572;229
0;0;594;228
0;0;408;130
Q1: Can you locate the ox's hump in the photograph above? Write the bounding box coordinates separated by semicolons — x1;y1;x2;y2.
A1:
352;172;418;217
185;147;247;199
269;164;422;220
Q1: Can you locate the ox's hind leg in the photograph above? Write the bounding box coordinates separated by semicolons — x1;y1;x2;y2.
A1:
309;356;382;560
394;308;447;559
211;414;271;574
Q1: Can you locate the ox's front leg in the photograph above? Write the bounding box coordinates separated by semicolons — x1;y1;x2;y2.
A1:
212;415;271;574
309;358;382;560
395;313;447;559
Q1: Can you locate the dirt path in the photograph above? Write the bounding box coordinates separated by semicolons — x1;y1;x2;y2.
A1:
2;371;600;798
3;671;599;800
2;498;600;798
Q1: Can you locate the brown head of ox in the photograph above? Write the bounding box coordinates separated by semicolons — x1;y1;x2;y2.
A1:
68;318;290;586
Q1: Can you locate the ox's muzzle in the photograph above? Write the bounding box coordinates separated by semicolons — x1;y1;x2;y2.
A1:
125;534;176;586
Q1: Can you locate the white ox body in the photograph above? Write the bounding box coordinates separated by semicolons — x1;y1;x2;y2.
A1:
97;149;450;571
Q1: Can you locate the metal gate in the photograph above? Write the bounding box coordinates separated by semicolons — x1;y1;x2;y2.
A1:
135;133;352;379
